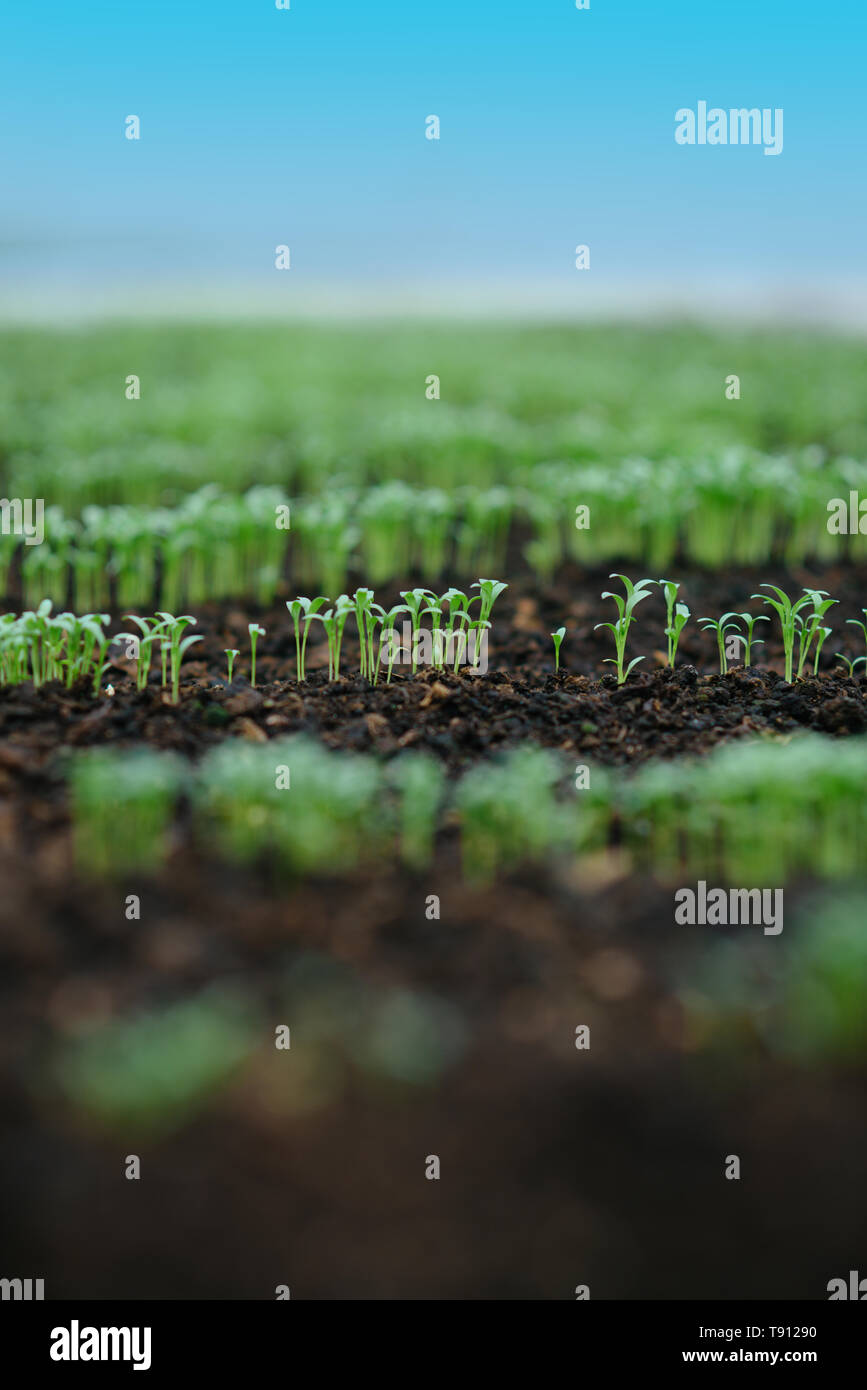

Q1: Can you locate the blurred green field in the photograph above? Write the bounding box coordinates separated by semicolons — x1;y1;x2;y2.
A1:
2;320;867;506
2;321;867;601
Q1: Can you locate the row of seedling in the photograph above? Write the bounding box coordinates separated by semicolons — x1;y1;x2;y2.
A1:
553;576;867;684
0;603;112;694
69;733;867;886
4;576;864;697
0;605;208;704
0;579;508;700
286;580;506;683
8;447;867;610
127;579;508;692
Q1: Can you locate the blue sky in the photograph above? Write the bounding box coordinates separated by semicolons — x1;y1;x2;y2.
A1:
1;1;864;318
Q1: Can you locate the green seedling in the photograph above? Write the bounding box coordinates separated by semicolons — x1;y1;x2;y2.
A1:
421;595;448;670
156;635;167;687
170;634;203;703
661;581;680;667
659;580;690;667
594;574;653;684
468;618;491;669
121;615;166;691
752;585;835;683
374;604;410;685
729;611;769;667
399;588;435;675
472;578;508;627
248;623;265;687
833;607;867;678
224;648;239;683
1;605;113;695
286;596;328;682
352;587;379;679
439;590;474;671
834;653;867;677
699;612;742;675
314;595;355;681
795;589;838;678
812;625;833;675
314;608;336;680
551;626;566;672
845;609;867;667
751;584;803;682
154;612;202;703
331;595;354;679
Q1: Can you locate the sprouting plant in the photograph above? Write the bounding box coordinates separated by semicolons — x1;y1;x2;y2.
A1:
698;613;742;676
658;580;690;667
331;595;354;679
399;588;435;675
441;588;470;635
845;608;867;668
24;599;54;684
832;608;867;678
286;598;307;681
593;574;653;684
795;589;838;679
729;611;769;667
353;587;379;679
834;652;866;677
224;648;239;683
286;597;328;682
472;578;508;627
315;608;336;680
468;618;491;669
812;625;833;675
752;585;835;683
65;612;113;694
248;623;265;687
440;589;473;672
0;607;112;693
172;634;202;702
374;604;410;685
551;626;566;672
121;614;166;692
89;620;113;696
300;597;328;679
155;612;202;703
314;595;355;682
421;593;451;670
658;579;677;660
752;584;802;682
